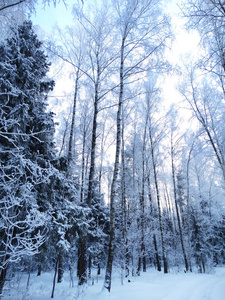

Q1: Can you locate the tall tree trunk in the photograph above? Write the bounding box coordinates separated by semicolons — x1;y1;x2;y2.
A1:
147;175;161;271
170;134;189;272
0;266;7;299
149;129;168;273
37;264;41;276
77;233;87;285
77;51;101;285
104;99;122;291
78;62;100;286
57;253;64;283
88;255;92;279
67;70;81;285
186;141;195;272
51;258;58;299
164;184;179;268
104;36;125;292
98;117;108;195
80;125;87;203
59;118;70;157
87;71;100;206
121;108;129;278
139;116;148;273
67;69;79;171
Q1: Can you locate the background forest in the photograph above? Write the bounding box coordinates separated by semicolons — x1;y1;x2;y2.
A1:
0;0;225;298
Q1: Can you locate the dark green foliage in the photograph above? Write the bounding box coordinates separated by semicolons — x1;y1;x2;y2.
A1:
0;20;56;295
0;21;87;295
76;180;109;284
33;156;85;282
86;186;110;274
0;21;55;156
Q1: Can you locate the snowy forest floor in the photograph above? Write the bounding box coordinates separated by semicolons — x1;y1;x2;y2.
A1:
3;266;225;300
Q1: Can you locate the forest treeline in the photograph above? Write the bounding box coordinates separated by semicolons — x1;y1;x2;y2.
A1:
0;0;225;298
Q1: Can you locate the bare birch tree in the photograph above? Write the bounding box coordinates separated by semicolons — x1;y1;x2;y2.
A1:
180;69;225;182
168;108;189;271
104;0;171;290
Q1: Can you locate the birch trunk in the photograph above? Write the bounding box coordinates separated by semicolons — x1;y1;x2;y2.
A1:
147;175;161;271
87;69;100;206
149;129;168;273
140;116;148;272
67;69;79;172
121;108;129;277
104;36;125;292
170;133;189;272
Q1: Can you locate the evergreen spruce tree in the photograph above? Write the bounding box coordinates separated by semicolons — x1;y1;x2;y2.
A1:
86;182;109;279
0;20;55;296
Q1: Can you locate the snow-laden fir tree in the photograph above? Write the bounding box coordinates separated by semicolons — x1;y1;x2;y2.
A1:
0;20;55;296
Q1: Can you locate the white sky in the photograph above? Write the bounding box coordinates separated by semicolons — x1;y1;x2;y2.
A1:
32;0;74;30
30;0;203;199
31;0;200;54
31;0;201;124
31;0;201;83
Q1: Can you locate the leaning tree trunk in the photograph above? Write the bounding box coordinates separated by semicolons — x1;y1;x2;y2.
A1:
190;89;225;181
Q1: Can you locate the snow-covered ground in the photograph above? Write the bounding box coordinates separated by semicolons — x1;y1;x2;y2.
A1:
3;266;225;300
